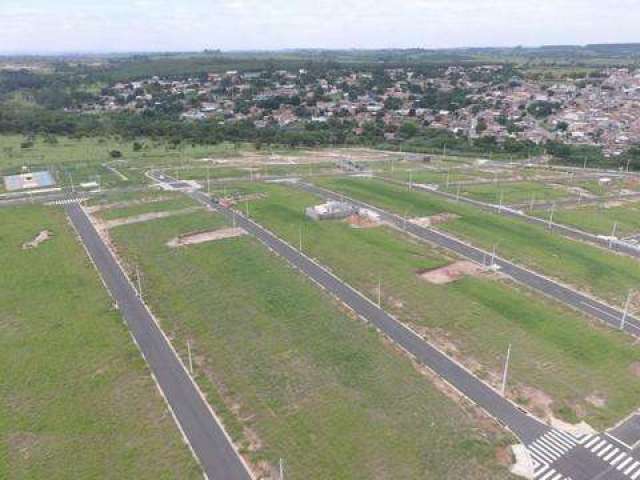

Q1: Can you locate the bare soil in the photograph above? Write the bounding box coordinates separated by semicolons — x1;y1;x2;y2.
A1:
630;361;640;378
418;261;486;285
344;212;381;229
22;230;52;249
410;213;460;228
167;227;247;248
512;385;554;420
586;393;607;408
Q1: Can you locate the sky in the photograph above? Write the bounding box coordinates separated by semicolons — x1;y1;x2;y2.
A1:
1;0;639;54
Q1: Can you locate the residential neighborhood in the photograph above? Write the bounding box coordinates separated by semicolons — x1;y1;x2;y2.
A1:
77;65;640;157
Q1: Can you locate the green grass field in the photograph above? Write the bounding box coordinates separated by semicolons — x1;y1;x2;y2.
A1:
96;195;199;221
109;210;516;479
0;205;200;479
538;202;640;237
313;177;640;307
442;181;573;205
236;182;640;428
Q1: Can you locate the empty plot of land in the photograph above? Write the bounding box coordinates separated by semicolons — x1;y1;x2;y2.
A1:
316;176;640;307
0;205;199;479
241;180;640;428
102;207;202;229
108;210;515;480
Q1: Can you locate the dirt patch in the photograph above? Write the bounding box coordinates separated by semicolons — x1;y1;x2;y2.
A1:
630;362;640;378
219;193;267;208
418;260;486;285
344;210;382;229
22;230;52;249
496;445;514;466
513;385;554;419
103;207;201;229
167;227;247;247
586;392;608;408
410;213;460;227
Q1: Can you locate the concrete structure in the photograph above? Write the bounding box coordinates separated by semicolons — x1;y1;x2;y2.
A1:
4;171;55;191
305;201;356;220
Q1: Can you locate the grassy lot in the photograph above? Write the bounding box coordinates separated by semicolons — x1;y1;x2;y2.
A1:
540;202;640;237
442;181;573;205
238;182;640;428
109;210;515;480
0;135;256;170
314;177;640;306
96;195;199;221
0;205;199;479
381;169;484;185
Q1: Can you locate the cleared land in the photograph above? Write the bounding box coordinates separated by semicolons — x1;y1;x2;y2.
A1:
0;205;199;479
234;181;640;428
540;202;640;237
442;181;573;205
108;209;515;480
314;176;640;307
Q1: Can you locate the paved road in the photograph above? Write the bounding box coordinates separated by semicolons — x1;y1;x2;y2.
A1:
299;182;640;337
65;200;252;480
149;170;635;479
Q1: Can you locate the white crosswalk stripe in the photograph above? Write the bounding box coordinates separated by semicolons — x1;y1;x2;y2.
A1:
46;198;82;206
528;430;580;480
533;462;571;480
579;434;640;479
528;430;580;467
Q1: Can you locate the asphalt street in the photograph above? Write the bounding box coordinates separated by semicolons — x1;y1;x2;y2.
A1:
298;182;640;338
65;201;252;480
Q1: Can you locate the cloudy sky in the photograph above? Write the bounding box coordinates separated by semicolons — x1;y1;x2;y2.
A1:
1;0;638;53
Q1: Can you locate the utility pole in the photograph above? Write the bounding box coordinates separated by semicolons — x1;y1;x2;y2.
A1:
498;191;504;213
377;277;382;307
279;458;284;480
529;194;535;212
621;290;634;330
548;203;556;230
446;169;450;188
456;184;461;202
187;340;194;375
490;243;498;268
501;344;512;396
299;225;303;252
69;172;75;193
245;201;249;217
583;157;588;170
609;222;618;249
409;171;413;190
207;166;211;196
403;208;411;231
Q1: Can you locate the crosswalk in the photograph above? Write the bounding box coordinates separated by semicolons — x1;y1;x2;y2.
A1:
529;429;581;479
581;434;640;479
46;198;83;206
528;430;640;480
533;464;570;480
